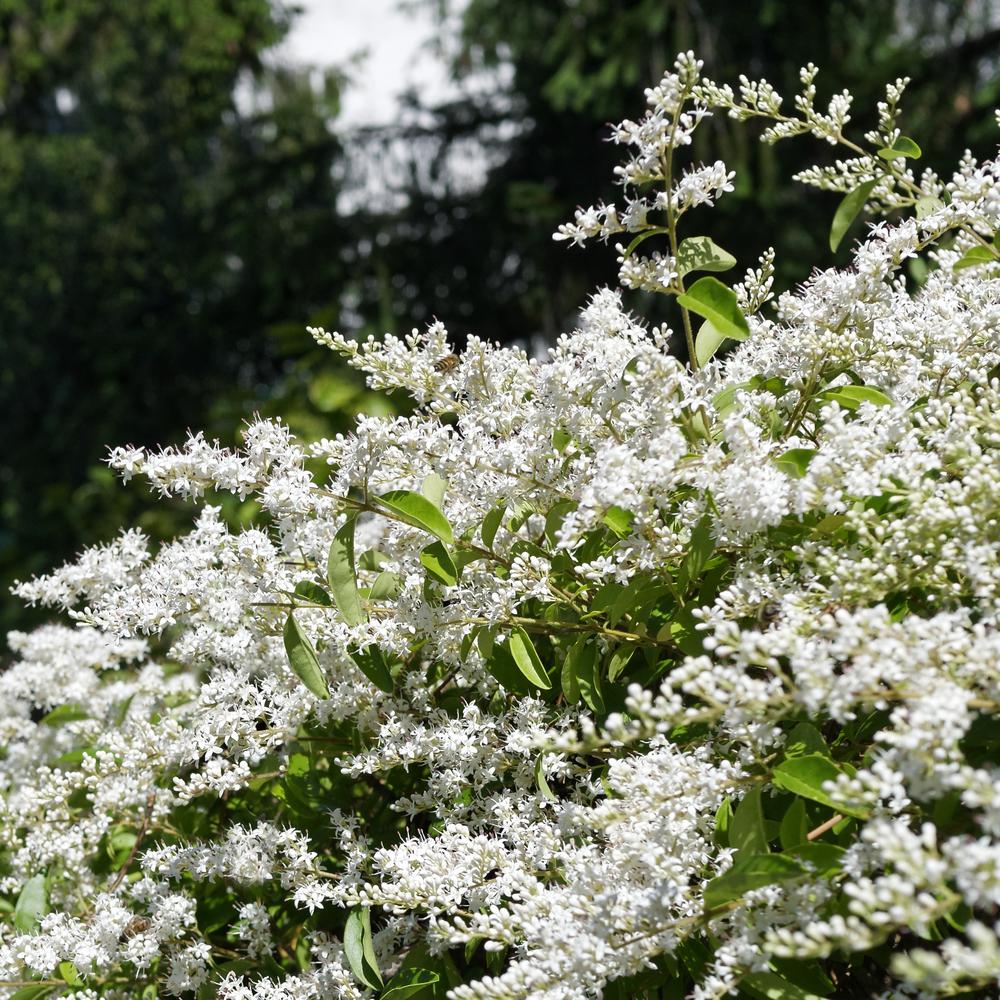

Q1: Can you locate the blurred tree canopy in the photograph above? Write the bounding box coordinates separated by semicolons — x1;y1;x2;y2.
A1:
4;0;1000;633
0;0;381;631
366;0;1000;346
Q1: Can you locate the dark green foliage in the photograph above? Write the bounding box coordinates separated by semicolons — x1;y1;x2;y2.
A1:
0;0;358;633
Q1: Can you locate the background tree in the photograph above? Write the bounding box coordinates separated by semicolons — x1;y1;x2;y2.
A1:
0;0;383;633
358;0;1000;348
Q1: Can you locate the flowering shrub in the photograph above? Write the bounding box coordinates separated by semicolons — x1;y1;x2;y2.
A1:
4;52;1000;1000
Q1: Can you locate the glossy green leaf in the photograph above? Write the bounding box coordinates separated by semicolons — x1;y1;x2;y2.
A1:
534;754;557;801
560;644;581;704
283;614;330;699
779;798;809;849
351;645;394;694
621;226;669;258
785;722;829;758
602;505;633;538
14;874;48;933
677;277;750;342
695;319;728;366
508;628;552;690
294;580;332;606
381;967;440;1000
704;853;806;910
774;449;816;479
420;472;447;507
953;245;998;271
344;908;383;990
876;136;921;161
788;842;846;876
818;384;892;410
58;961;83;987
915;196;943;219
420;541;459;586
772;753;869;818
682;514;715;586
327;517;365;627
676;236;737;277
742;970;825;1000
481;504;505;550
606;645;633;682
9;987;56;1000
768;958;834;997
483;644;532;695
565;639;603;713
39;704;89;726
358;548;389;572
830;179;877;252
369;571;401;601
715;796;734;847
731;786;769;857
378;490;454;545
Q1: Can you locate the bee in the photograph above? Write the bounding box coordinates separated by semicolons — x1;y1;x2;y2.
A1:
434;353;460;374
121;916;151;939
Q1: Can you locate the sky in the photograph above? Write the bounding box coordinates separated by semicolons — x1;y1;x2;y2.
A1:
277;0;459;126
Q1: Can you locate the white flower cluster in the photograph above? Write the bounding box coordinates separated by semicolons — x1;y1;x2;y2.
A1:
4;56;1000;1000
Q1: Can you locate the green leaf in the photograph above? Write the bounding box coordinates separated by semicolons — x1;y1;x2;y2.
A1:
420;541;458;587
772;754;869;819
14;874;49;933
818;384;892;410
621;226;669;258
830;179;878;252
607;645;633;682
676;236;737;277
294;580;332;606
785;722;829;758
676;277;750;342
876;136;921;161
283;614;330;700
730;786;769;857
953;245;998;271
421;472;447;508
560;645;581;704
381;967;440;1000
39;704;90;726
343;908;383;990
714;797;734;847
563;639;604;713
915;196;943;219
378;490;454;545
704;853;806;910
769;958;834;997
9;987;56;1000
681;514;715;587
779;798;809;849
774;449;816;479
351;645;394;694
327;517;365;627
534;754;557;801
481;504;505;550
695;319;728;366
358;549;389;572
742;970;826;1000
58;961;83;987
508;628;552;690
602;505;633;538
788;842;846;876
369;571;401;601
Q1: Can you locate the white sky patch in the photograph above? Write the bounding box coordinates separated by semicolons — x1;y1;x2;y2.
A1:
276;0;460;126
